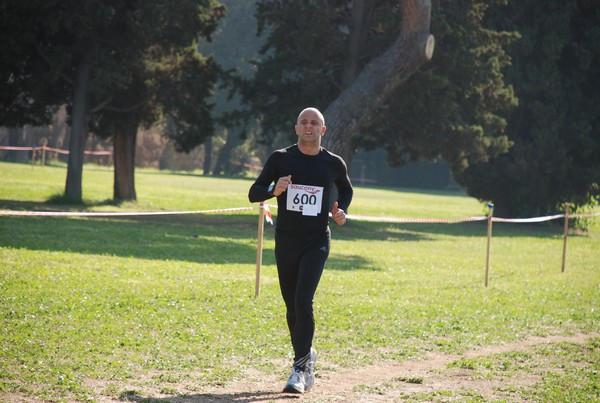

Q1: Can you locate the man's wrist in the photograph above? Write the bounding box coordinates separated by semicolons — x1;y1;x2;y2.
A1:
267;183;276;197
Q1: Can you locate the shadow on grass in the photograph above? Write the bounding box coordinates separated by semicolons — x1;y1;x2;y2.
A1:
121;390;300;402
0;200;261;265
45;193;122;207
327;253;376;271
0;197;121;211
1;200;574;267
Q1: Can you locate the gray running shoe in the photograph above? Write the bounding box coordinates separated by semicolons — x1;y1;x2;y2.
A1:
304;347;317;391
283;366;306;393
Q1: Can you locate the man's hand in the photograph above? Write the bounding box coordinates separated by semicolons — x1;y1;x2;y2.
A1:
331;201;347;226
273;175;292;197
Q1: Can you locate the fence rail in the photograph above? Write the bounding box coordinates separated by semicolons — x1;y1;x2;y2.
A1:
0;145;112;166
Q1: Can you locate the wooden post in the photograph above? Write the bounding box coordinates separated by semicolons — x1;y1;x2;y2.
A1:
31;147;36;168
562;203;570;273
485;203;494;287
41;144;47;166
255;202;266;297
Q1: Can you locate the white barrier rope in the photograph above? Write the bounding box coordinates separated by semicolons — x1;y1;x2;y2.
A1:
347;212;599;224
1;203;597;293
570;213;600;218
0;207;254;217
491;214;565;223
347;214;487;223
0;205;597;221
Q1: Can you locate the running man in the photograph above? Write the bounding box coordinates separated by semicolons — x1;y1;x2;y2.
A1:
248;107;353;393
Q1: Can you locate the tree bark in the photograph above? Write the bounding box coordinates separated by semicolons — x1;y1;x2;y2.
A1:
65;49;92;202
113;118;138;201
341;0;374;88
213;126;242;176
203;135;213;176
7;127;26;161
322;0;434;168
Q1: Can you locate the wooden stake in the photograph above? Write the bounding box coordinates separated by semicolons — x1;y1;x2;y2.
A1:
562;203;570;273
255;202;266;297
485;203;494;287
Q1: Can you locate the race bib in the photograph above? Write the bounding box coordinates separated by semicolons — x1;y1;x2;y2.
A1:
286;184;324;216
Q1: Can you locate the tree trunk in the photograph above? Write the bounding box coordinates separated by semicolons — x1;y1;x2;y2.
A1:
203;135;213;176
65;49;92;202
113;118;138;201
7;127;26;161
341;0;374;88
323;0;435;168
213;126;242;176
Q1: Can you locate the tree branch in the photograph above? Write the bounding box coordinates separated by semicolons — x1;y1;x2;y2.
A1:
323;0;434;165
34;43;74;86
95;97;151;114
90;96;114;114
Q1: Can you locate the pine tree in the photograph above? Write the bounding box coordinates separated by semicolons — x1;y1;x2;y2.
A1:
459;0;600;216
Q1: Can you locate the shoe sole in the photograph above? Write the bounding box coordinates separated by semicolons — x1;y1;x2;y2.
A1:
283;384;304;394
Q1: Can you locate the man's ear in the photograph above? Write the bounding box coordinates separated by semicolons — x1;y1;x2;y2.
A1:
321;126;327;136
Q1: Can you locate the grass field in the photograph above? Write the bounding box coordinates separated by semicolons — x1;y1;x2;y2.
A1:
1;161;599;402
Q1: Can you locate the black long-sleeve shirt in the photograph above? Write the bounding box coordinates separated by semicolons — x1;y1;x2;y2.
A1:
248;144;353;235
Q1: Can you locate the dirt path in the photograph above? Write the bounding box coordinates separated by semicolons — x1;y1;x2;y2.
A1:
3;333;597;402
184;332;598;403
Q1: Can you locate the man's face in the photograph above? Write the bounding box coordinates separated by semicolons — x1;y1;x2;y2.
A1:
295;110;326;144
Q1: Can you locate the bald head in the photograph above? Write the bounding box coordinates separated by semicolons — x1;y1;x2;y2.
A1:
297;107;325;126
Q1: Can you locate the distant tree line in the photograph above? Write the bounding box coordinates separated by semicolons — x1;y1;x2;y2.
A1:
1;0;598;217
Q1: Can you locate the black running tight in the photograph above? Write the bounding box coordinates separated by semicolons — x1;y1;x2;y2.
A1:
275;229;330;362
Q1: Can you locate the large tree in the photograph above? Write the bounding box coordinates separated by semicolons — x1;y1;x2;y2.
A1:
0;0;223;202
242;0;516;175
358;0;518;175
93;45;220;200
458;0;600;217
321;0;434;165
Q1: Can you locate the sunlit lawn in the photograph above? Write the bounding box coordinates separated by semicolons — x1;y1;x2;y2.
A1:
1;161;598;402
